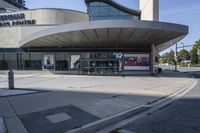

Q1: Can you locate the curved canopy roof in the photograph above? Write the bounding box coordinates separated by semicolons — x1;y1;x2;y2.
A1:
85;0;141;16
20;20;188;52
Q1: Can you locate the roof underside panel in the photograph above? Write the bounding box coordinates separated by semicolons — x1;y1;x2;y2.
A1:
20;20;188;52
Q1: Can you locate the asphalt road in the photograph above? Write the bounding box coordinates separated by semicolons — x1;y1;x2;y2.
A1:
120;70;200;133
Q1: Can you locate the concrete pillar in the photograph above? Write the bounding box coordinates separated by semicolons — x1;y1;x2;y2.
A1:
151;44;157;74
79;54;83;75
140;0;159;21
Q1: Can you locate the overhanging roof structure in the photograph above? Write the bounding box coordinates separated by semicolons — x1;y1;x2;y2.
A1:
20;20;188;52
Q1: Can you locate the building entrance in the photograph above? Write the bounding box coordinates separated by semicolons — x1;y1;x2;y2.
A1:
81;52;122;75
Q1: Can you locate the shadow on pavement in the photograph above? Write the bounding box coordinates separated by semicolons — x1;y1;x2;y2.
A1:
0;69;199;133
120;80;200;133
0;89;164;133
2;83;200;133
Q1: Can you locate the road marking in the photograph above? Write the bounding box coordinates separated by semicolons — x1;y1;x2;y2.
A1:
0;118;7;133
97;78;198;133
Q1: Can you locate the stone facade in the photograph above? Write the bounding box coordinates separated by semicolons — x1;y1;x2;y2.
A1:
0;9;89;48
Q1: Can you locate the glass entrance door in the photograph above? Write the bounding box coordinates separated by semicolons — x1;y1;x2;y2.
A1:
82;60;95;74
96;60;121;75
81;52;122;75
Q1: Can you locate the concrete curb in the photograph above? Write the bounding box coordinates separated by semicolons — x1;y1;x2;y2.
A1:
97;78;198;133
0;118;7;133
150;78;197;107
66;105;150;133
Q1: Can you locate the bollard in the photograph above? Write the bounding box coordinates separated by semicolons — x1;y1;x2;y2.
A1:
8;70;14;89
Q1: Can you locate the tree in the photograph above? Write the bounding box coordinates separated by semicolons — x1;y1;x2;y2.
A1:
195;39;200;45
168;50;176;64
194;39;200;49
177;49;190;63
161;50;175;64
190;48;198;64
159;54;167;64
194;39;200;64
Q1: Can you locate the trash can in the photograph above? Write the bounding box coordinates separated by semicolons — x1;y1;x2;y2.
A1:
158;68;162;73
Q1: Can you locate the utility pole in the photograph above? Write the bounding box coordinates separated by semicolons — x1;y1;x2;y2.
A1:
181;43;185;50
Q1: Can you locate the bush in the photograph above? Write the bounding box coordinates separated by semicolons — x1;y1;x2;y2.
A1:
190;64;200;67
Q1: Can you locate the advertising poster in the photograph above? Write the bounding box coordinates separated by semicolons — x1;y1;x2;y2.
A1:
71;55;80;70
124;54;150;70
43;54;55;69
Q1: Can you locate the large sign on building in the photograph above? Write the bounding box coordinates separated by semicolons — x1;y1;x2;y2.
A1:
124;54;150;70
0;13;36;27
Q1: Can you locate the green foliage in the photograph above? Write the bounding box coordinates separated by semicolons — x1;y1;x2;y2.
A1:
177;49;190;63
159;57;167;64
160;50;175;64
160;39;200;66
190;48;199;65
190;64;200;67
195;39;200;45
194;39;200;49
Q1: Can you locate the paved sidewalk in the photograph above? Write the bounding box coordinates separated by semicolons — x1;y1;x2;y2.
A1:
0;70;195;133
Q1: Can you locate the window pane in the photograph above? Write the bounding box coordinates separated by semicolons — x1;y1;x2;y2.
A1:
88;1;140;21
90;2;99;6
100;6;109;16
110;6;120;16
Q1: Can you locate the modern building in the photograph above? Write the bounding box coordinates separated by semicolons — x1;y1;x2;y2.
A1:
5;0;26;7
0;0;26;13
0;0;188;75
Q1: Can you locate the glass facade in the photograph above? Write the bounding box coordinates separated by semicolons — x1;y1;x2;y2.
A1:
4;0;26;8
17;0;25;6
81;52;123;75
87;1;140;21
55;53;69;71
0;51;150;75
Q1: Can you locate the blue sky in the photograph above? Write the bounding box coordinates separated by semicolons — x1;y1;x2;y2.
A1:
26;0;200;54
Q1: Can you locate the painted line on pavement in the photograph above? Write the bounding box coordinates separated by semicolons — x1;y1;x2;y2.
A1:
66;105;150;133
0;118;7;133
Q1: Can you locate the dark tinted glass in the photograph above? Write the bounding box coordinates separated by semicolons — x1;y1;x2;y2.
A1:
88;1;139;21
